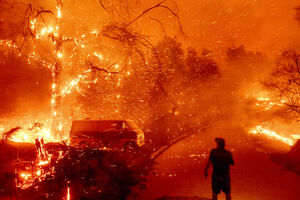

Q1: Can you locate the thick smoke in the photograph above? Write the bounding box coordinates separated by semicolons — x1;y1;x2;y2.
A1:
0;0;299;144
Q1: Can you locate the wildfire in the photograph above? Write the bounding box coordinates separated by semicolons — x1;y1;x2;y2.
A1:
4;123;57;143
1;0;123;143
61;69;93;95
17;136;62;190
255;97;285;110
249;125;299;146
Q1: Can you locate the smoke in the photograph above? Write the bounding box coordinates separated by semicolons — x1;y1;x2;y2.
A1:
0;0;299;144
0;53;51;119
176;0;300;55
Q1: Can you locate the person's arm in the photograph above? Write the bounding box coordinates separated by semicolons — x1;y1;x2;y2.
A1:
204;159;211;179
204;150;213;179
229;151;234;166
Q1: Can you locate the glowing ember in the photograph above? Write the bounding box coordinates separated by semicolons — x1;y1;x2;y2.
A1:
36;170;41;176
249;125;298;146
255;97;285;110
67;187;71;200
57;8;62;18
94;52;103;60
20;173;31;181
37;160;50;166
57;52;63;58
61;69;93;95
16;137;67;190
0;39;18;49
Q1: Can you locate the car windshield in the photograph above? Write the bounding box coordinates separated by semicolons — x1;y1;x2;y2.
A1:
126;120;140;131
71;120;137;139
71;120;129;133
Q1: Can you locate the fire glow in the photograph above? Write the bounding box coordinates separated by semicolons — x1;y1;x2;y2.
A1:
1;122;58;144
17;137;61;190
249;125;298;146
0;0;125;143
255;97;285;110
67;187;71;200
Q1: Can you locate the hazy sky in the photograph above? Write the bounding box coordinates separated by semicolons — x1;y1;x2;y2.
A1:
175;0;300;55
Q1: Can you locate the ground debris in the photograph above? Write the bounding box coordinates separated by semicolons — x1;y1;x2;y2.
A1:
15;146;153;200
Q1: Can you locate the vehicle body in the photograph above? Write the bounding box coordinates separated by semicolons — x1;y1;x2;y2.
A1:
70;119;145;150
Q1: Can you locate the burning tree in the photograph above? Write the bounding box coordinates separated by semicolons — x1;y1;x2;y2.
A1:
266;6;300;114
0;0;184;141
0;0;187;199
186;48;219;80
265;50;300;114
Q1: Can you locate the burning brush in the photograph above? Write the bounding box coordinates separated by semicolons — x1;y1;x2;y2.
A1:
16;137;53;190
249;124;299;146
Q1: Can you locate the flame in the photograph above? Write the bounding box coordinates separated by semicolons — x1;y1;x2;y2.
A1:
94;52;103;60
0;0;119;143
291;134;300;140
37;160;50;166
16;137;66;190
20;173;31;181
8;125;56;143
67;187;71;200
36;170;41;176
61;69;92;95
248;96;298;146
255;97;285;110
57;52;63;58
57;8;62;18
249;125;298;146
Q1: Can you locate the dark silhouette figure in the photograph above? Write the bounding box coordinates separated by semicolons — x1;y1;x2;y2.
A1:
204;138;234;200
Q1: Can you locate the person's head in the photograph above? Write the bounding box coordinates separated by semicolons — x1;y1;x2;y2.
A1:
215;137;225;149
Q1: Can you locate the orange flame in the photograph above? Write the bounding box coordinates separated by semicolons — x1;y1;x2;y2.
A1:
20;173;31;181
5;125;55;143
17;141;66;190
255;97;285;110
249;125;298;146
61;69;92;95
67;187;70;200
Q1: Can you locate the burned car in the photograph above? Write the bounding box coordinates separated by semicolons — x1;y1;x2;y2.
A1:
70;119;145;151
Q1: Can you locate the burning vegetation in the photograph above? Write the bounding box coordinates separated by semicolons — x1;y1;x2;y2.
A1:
1;0;300;199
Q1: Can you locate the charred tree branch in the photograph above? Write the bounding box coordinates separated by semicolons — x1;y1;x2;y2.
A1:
88;61;119;75
125;0;168;28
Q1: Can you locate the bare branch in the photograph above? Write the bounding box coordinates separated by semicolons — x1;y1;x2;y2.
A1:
87;60;118;74
124;0;168;28
123;0;184;35
159;5;184;34
99;0;108;11
147;16;167;34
